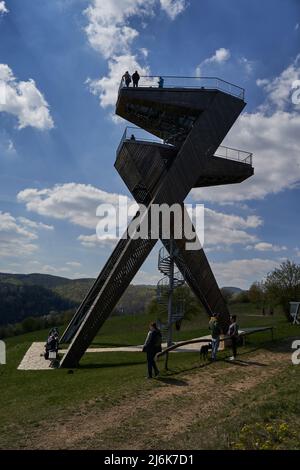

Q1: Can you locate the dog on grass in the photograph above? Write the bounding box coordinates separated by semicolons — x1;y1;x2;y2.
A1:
199;343;212;360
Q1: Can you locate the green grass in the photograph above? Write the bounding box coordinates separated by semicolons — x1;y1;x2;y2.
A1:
0;303;299;449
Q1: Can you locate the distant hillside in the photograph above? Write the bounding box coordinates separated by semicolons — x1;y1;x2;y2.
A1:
0;281;76;326
0;272;242;327
222;286;243;295
0;272;73;289
0;272;156;326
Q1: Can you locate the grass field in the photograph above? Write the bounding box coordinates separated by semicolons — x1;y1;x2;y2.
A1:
0;304;300;450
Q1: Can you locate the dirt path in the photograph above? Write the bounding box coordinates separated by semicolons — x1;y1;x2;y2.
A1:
22;343;292;449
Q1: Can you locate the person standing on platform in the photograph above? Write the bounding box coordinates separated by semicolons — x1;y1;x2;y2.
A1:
132;70;140;87
122;71;132;87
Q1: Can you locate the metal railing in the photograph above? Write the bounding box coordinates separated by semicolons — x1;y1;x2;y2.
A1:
214;145;253;165
119;75;245;100
116;126;174;156
117;127;253;166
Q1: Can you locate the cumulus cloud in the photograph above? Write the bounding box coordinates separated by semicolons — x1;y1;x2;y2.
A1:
66;261;82;267
159;0;187;20
247;242;288;252
0;64;54;130
0;211;39;258
256;54;300;110
196;48;231;76
133;269;161;284
17;217;54;231
17;181;265;252
211;258;280;290
87;53;150;108
84;0;187;109
203;208;262;248
192;56;300;204
17;183;124;230
0;1;8;15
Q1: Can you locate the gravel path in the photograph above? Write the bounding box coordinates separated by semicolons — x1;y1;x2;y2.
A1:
17;336;215;370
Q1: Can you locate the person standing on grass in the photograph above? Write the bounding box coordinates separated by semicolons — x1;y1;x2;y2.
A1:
228;314;239;361
209;313;221;361
142;322;162;379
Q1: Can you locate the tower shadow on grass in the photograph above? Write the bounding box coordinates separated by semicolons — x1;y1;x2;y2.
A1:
78;361;144;369
224;359;267;367
155;377;188;386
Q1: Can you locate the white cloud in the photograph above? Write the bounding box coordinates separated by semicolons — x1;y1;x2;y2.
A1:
132;269;161;284
159;0;187;20
295;23;299;31
17;182;266;252
196;48;231;76
84;0;187;110
203;208;262;248
66;261;82;267
192;109;300;203
39;265;70;275
87;53;150;108
0;1;8;15
0;211;39;258
295;248;300;257
192;56;300;204
7;139;16;154
0;64;54;130
211;258;279;289
250;242;287;252
78;233;118;248
256;54;300;110
238;56;254;75
0;134;17;156
17;183;124;229
84;0;156;58
17;217;54;231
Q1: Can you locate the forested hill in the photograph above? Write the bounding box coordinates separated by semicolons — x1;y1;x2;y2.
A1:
0;272;242;327
0;273;156;326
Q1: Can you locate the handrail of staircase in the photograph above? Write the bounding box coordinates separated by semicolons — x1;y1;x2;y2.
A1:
119;75;245;100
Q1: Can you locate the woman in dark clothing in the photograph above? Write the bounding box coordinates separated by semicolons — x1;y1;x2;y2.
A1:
228;315;239;360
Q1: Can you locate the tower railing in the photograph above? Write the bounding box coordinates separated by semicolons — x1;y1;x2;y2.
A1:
116;126;174;156
119;75;245;99
117;126;253;166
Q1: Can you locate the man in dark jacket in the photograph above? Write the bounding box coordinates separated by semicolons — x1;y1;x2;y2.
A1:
143;322;162;378
132;70;140;87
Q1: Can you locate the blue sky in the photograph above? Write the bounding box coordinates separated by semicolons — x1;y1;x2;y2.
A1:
0;0;299;288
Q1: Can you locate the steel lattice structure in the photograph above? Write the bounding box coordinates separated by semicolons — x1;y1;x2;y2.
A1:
59;76;253;368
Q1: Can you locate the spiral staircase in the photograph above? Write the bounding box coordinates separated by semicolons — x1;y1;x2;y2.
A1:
156;246;186;343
